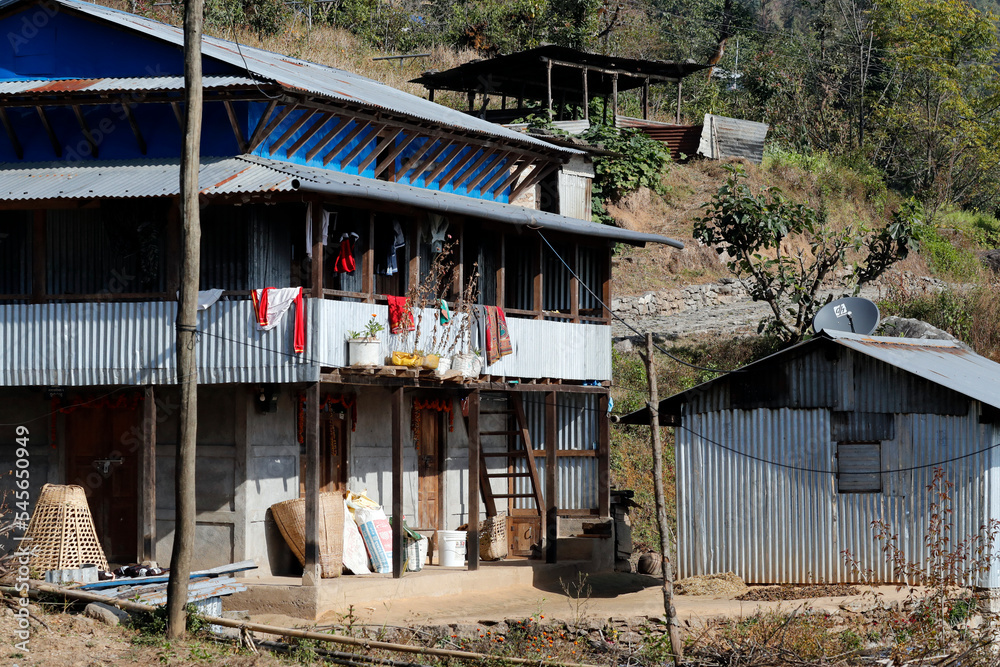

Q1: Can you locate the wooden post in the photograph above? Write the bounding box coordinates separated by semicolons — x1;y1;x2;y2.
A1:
611;74;618;125
467;390;480;571
546;60;554;122
167;0;203;638
302;382;321;585
597;392;610;519
311;201;324;298
31;210;45;303
363;213;375;302
643;78;649;120
140;386;156;562
495;236;505;309
569;243;579;323
676;80;682;124
582;68;589;121
644;334;682;664
545;390;557;563
391;386;404;578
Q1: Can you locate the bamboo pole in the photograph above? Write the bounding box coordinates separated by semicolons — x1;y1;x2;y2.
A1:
27;582;601;667
643;333;683;665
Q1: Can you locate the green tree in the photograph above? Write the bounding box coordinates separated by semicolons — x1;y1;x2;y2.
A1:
694;165;919;343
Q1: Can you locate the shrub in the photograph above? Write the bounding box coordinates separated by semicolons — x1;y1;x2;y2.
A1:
912;225;981;281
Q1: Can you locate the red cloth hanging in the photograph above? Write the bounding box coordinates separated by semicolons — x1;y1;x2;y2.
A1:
293;290;305;354
334;236;356;273
387;295;415;334
252;287;306;354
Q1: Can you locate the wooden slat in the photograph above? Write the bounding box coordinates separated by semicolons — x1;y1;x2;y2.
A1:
223;101;248;153
304;117;346;162
472;152;513;195
336;122;383;169
36;107;61;157
321;120;370;166
421;143;460;186
302;382;321;585
509;163;558;203
372;131;419;177
452;148;498;190
311;199;324;298
268;108;318;156
393;135;434;181
72;106;98;157
598;392;610;518
171;102;183;130
569;243;579;323
0;108;23;159
402;139;453;183
491;158;535;200
357;127;404;173
437;147;478;189
285;111;331;159
246;99;280;152
511;395;546;515
140;387;156;562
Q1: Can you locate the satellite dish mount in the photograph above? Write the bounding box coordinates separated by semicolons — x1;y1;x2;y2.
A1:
812;297;880;336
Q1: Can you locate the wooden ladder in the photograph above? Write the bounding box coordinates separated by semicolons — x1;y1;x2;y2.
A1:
476;393;545;556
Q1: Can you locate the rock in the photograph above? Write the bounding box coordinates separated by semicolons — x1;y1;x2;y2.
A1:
85;602;129;626
981;249;1000;273
878;316;971;349
619;631;644;644
838;598;879;614
613;339;634;354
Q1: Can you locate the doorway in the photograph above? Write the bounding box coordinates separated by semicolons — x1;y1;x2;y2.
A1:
299;409;348;497
415;408;444;532
64;403;140;565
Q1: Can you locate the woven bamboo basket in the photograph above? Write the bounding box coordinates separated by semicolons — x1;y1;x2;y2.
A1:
478;513;508;561
271;492;344;578
23;484;109;572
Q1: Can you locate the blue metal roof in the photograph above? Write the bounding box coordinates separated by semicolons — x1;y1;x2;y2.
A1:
22;0;574;155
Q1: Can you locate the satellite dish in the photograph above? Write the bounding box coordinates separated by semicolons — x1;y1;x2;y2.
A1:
812;297;880;335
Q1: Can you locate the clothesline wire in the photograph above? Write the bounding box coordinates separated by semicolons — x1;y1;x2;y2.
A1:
534;230;745;374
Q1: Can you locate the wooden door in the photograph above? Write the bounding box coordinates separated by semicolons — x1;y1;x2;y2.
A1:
299;410;348;498
416;408;443;531
65;406;139;565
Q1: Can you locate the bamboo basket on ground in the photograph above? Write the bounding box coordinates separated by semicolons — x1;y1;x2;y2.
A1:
23;484;109;572
478;513;508;561
271;492;344;578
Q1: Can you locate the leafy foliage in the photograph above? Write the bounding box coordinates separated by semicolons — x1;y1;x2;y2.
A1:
580;123;671;225
694;164;918;342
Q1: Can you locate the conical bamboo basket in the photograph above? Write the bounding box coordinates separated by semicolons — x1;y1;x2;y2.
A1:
23;484;109;572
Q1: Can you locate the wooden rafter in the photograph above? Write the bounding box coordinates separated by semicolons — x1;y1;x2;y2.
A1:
171;102;183;130
0;108;23;159
509;162;558;202
35;107;61;157
491;158;536;200
336;122;383;169
464;151;511;193
373;132;419;177
121;102;147;155
393;136;434;180
357;128;405;173
420;142;459;185
304;117;345;162
286;112;332;160
247;100;291;153
437;146;477;188
223;101;248;153
72;105;98;158
452;148;499;190
268;108;318;156
321;120;371;167
479;153;519;195
400;139;454;183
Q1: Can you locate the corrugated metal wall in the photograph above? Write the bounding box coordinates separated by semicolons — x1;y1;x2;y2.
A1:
0;300;316;386
677;405;996;585
521;393;599;510
0;211;31;296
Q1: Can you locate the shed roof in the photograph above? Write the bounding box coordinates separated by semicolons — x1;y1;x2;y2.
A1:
411;45;709;98
0;0;572;154
618;330;1000;424
0;155;683;247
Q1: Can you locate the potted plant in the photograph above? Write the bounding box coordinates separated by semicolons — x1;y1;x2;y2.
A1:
347;315;384;366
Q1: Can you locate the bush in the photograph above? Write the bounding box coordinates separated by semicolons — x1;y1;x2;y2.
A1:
913;225;981;281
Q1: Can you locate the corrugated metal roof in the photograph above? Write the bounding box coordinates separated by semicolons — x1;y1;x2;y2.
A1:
0;156;297;199
0;75;258;94
697;114;769;164
620;330;1000;423
34;0;573;154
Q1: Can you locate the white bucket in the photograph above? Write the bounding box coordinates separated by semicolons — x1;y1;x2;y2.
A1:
437;530;466;567
348;338;381;366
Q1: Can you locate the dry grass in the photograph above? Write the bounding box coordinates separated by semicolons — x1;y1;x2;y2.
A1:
675;572;749;597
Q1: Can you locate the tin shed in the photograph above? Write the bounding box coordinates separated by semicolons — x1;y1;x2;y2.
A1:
620;330;1000;586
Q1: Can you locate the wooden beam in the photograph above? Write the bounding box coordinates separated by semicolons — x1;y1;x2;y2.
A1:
582;68;589;121
311;199;324;298
284;111;331;159
394;136;436;182
602;244;612;321
478;153;515;196
246;99;280;152
357;128;405;174
71;105;99;158
532;236;543;318
304;117;345;162
508;163;558;203
642;78;649;120
546;59;554;121
36;107;61;157
120;103;147;155
545;390;558;563
495;233;505;309
362;212;375;302
140;386;157;562
463;151;510;194
31;209;45;303
452;148;499;190
676;80;682;124
336;122;383;170
569;243;579;323
611;73;618;122
417;142;458;186
303;382;322;585
171;102;183;130
597;391;610;519
223;101;248;153
371;131;419;178
467;390;480;571
492;158;536;200
268;108;318;156
321;120;370;167
391;386;404;578
0;108;23;159
437;147;476;190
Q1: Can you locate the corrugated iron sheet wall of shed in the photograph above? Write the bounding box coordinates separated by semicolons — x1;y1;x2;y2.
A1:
543;240;571;314
677;406;993;584
843;349;970;415
505;236;534;311
557;172;591;221
522;393;599;510
577;246;601;312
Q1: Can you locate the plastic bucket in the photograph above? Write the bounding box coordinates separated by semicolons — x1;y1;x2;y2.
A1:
437;530;466;567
